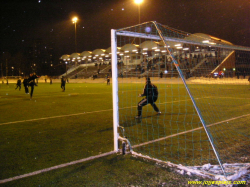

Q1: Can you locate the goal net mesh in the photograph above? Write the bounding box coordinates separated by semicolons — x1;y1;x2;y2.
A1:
113;21;250;176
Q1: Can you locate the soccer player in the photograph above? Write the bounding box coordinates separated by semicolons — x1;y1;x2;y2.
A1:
136;77;161;119
28;73;39;99
15;78;22;90
107;76;110;85
23;77;29;94
61;76;66;92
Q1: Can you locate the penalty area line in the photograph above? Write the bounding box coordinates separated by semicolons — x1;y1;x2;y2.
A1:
132;113;250;149
0;151;116;184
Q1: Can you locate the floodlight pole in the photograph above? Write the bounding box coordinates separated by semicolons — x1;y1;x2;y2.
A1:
111;29;119;152
74;22;77;52
138;4;141;24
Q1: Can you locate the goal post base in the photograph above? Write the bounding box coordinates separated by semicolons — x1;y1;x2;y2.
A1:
131;151;250;182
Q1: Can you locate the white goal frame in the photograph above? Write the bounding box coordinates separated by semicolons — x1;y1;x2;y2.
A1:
111;21;250;177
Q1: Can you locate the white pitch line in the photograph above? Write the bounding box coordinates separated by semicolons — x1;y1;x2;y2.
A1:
0;96;241;127
132;113;250;148
0;100;249;183
0;98;192;126
1;112;249;184
0;151;116;184
0;109;113;126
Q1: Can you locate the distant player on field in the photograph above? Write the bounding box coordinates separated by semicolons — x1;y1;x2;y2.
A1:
107;76;110;85
136;77;161;119
15;78;22;90
61;76;66;92
28;73;39;99
23;77;29;94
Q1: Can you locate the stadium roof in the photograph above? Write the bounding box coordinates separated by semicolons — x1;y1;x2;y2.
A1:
70;53;81;59
80;51;92;58
139;41;160;50
184;33;233;45
60;54;70;61
159;40;183;48
121;44;139;53
60;20;243;60
92;49;106;56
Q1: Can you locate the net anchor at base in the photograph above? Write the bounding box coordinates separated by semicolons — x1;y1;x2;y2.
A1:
118;126;132;155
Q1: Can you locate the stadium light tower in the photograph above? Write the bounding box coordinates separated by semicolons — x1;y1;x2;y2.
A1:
134;0;143;24
72;16;78;52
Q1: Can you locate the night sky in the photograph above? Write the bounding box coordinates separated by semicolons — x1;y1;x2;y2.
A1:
1;0;250;58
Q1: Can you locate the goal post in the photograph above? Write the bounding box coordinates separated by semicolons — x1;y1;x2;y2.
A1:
111;21;250;179
111;29;119;152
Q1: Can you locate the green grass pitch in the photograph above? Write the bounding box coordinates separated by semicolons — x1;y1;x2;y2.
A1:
0;81;249;186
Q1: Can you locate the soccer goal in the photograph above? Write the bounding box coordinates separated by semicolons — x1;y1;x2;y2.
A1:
111;21;250;180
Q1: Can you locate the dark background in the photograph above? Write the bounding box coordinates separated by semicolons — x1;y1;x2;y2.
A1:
1;0;249;76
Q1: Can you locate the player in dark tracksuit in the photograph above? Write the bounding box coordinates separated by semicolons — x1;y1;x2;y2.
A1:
15;78;22;90
61;76;66;92
107;76;110;85
136;77;161;118
23;78;29;94
28;73;39;99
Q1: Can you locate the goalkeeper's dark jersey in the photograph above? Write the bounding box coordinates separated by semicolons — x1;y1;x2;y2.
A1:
141;83;158;99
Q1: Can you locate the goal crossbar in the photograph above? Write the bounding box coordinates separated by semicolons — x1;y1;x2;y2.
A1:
116;30;250;52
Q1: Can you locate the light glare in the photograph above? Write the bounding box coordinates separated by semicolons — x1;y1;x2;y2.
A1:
72;17;78;23
135;0;143;4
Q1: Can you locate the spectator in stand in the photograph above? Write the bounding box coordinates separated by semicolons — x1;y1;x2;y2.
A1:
186;69;191;79
218;70;223;78
236;70;240;79
160;72;163;78
243;70;246;79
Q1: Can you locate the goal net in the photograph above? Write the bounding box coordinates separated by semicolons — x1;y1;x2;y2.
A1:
111;21;250;179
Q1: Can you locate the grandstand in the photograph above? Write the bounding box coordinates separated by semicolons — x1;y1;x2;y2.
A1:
60;32;248;80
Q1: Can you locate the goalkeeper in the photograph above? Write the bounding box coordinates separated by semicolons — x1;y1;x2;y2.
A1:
136;77;161;119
